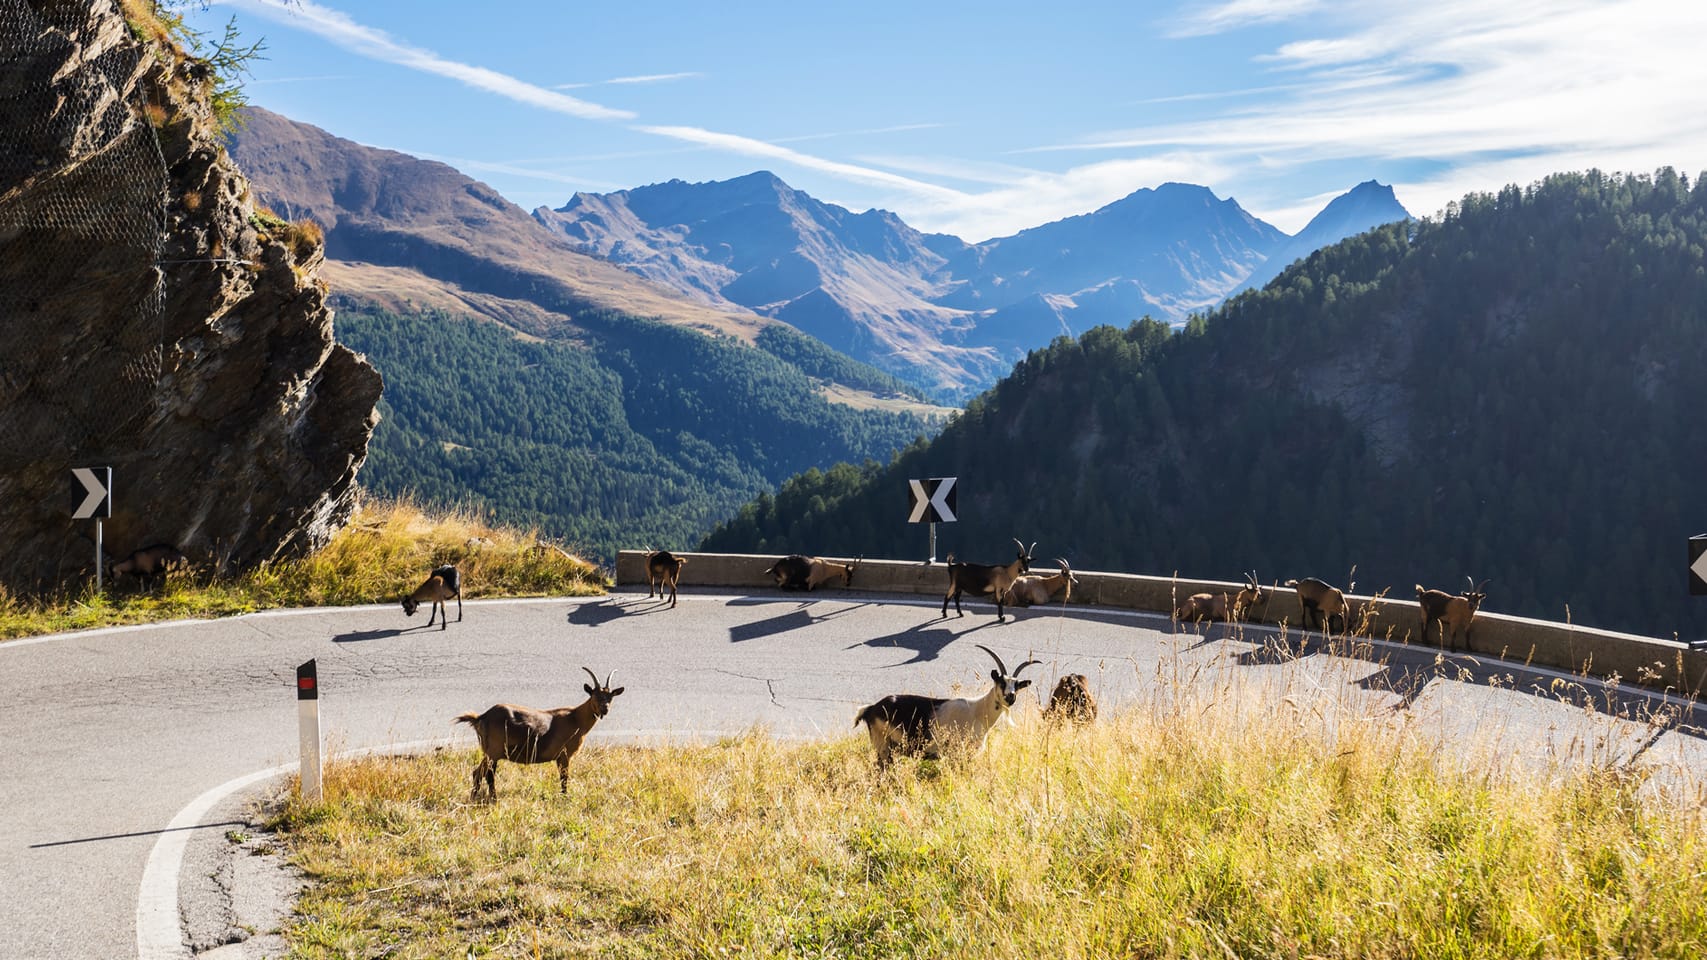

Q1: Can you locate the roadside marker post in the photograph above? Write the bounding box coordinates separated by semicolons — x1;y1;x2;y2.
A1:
907;477;958;564
71;467;112;592
296;659;322;802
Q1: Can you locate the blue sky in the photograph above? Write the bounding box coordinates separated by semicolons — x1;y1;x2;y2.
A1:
187;0;1707;242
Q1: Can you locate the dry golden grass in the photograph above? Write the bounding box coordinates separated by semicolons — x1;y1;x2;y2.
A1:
0;496;605;640
273;664;1707;959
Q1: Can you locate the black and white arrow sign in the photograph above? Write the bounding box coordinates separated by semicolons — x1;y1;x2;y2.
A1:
907;477;957;524
1690;535;1707;596
71;467;112;520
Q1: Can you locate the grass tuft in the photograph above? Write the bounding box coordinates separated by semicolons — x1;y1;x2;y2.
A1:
0;496;605;640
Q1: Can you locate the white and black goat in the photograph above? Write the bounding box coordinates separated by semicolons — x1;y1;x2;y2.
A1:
402;564;461;629
942;538;1035;622
1002;558;1077;608
854;644;1040;769
454;667;624;800
765;554;861;591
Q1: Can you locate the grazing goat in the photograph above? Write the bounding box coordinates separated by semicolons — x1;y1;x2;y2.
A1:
1003;558;1078;608
1416;578;1487;651
454;667;624;799
1042;673;1098;724
1285;577;1348;633
855;644;1041;769
402;564;461;629
1173;572;1271;624
645;550;687;607
942;538;1035;622
111;544;186;586
764;554;862;591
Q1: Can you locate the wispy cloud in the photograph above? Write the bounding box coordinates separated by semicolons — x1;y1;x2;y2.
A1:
771;122;944;144
1025;0;1707;229
632;125;968;202
220;0;633;120
1169;0;1324;37
553;72;704;90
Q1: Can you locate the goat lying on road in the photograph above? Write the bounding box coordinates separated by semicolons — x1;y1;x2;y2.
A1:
855;644;1040;769
765;555;861;591
454;667;624;800
1003;558;1077;608
403;565;462;629
1174;572;1270;624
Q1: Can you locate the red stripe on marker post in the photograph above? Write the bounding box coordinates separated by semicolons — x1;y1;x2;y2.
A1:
296;659;318;699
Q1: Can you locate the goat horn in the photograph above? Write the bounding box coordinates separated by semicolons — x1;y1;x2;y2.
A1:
582;666;601;688
1028;541;1038;556
1014;657;1043;677
1012;537;1025;553
605;670;615;688
974;643;1009;676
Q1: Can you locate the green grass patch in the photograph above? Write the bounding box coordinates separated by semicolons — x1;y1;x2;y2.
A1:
270;698;1707;958
0;497;606;640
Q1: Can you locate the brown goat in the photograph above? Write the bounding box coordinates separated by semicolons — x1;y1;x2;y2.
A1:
111;544;186;586
765;554;861;591
1175;572;1270;623
943;538;1035;622
1042;673;1098;724
454;667;624;800
645;550;688;607
1416;578;1487;651
402;564;461;629
1285;577;1348;633
1003;559;1078;607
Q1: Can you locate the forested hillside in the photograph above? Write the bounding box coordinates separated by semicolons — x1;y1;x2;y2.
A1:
703;169;1707;640
341;308;937;561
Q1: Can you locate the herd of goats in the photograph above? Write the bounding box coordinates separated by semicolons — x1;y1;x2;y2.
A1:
391;539;1491;799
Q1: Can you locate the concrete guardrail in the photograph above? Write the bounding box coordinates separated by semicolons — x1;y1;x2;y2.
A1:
615;551;1707;698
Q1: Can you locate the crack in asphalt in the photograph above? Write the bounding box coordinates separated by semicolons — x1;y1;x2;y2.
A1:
714;668;782;707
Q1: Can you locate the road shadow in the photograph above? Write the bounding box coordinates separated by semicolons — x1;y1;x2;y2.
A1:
849;619;1000;666
726;600;877;643
332;627;408;643
568;596;671;627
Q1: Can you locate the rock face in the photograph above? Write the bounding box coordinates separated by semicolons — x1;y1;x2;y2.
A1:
0;0;382;586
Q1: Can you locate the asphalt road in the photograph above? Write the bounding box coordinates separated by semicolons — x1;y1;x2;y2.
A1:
2;587;1702;959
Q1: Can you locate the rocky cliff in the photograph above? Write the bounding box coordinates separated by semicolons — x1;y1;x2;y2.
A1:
0;0;382;586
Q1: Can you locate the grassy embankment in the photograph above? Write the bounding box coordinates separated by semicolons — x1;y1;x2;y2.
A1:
272;656;1707;959
0;498;605;640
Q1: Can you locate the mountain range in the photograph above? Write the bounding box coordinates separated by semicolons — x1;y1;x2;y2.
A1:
702;168;1707;640
537;175;1410;396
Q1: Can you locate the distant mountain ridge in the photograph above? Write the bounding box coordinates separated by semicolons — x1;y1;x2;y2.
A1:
537;174;1410;395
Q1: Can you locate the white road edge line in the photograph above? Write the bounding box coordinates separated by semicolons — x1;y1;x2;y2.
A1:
135;727;798;959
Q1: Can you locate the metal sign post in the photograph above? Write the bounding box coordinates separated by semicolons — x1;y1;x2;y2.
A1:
71;467;112;591
296;659;323;802
908;477;958;563
1690;535;1707;596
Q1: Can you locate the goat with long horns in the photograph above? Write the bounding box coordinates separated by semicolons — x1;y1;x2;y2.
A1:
454;667;624;800
855;644;1040;768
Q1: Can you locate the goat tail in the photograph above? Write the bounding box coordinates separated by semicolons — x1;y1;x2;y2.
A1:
454;711;481;726
853;704;876;729
1414;584;1427;598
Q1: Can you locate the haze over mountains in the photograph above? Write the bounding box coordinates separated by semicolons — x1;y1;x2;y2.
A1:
538;175;1410;395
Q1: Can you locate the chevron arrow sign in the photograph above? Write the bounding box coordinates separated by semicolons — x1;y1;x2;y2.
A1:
1691;535;1707;596
71;467;112;520
907;477;957;524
